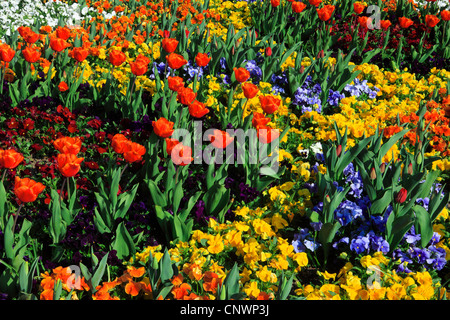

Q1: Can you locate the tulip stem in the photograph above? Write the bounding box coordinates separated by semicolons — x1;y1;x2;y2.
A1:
12;203;24;237
60;178;66;200
66;177;70;199
241;99;249;125
120;163;129;182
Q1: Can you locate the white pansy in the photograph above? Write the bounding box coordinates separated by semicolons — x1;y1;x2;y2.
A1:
309;142;323;155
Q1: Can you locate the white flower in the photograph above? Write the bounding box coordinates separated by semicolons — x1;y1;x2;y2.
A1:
310;142;323;155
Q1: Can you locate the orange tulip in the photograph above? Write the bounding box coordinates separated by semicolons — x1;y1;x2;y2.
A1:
50;37;70;52
58;81;69;92
317;5;335;21
23;31;40;44
165;138;180;156
398;17;414;28
292;1;307;13
441;10;450;21
22;46;41;63
71;47;89;62
162;38;179;53
122;141;146;163
233;67;250;83
130;61;148;76
168;76;185;91
166;53;187;69
194;52;211;67
111;134;129;154
257;125;279;144
188;100;209;118
18;26;32;38
242;82;259;99
353;2;366;14
208;129;234;149
380;20;392;30
152;117;175;138
309;0;322;6
56;153;84;177
0;149;24;169
252;112;271;128
177;87;197;105
425;14;440;27
55;27;71;40
170;143;193;166
53;136;82;155
271;0;280;7
259;95;280;114
109;49;127;66
14;176;45;203
0;45;15;62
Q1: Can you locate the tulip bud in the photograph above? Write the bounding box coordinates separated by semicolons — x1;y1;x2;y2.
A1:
407;163;413;175
325;194;331;203
299;65;305;73
370;167;376;180
265;46;272;57
336;144;342;157
380;162;386;173
416;152;423;165
395;188;408;204
318;49;324;59
231;46;235;55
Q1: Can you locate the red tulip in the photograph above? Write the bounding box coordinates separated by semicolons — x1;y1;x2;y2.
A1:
50;37;70;52
71;47;89;62
425;14;440;28
208;129;234;149
242;82;259;99
111;134;129;154
395;188;407;204
168;76;185;92
398;17;414;29
195;52;211;67
22;46;41;63
166;53;187;69
122;141;146;163
14;176;45;203
109;49;127;66
56;153;84;177
130;60;148;76
162;38;179;53
170;143;193;166
257;125;279;144
252;112;271;128
188;100;210;118
259;95;281;114
441;10;450;21
53;136;82;154
233;67;250;83
292;2;307;13
0;45;15;62
152;117;175;138
0;149;24;169
177;87;197;106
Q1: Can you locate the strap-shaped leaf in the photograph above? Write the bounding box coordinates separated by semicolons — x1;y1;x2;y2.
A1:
413;205;433;248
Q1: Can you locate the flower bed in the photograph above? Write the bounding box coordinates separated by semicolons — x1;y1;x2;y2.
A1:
0;0;449;301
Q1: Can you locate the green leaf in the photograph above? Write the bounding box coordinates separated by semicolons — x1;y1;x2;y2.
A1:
111;222;136;260
413;205;433;248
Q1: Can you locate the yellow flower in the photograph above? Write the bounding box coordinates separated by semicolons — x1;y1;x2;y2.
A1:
271;214;288;232
244;281;260;298
252;218;274;239
293;252;308;268
207;234;225;254
225;230;242;247
256;266;277;283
